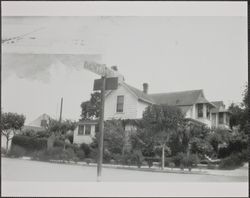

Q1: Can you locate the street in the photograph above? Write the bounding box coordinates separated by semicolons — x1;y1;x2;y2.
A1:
2;157;248;182
1;157;248;197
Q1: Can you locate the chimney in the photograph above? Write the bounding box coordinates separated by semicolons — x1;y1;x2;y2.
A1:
143;83;148;94
111;66;118;71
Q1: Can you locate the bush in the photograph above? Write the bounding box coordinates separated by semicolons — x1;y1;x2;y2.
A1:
8;145;26;158
172;152;185;167
32;147;77;162
12;135;47;152
53;139;65;148
75;149;85;161
80;143;91;157
219;153;245;170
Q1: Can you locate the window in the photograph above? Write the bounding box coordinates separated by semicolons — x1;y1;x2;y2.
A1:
95;124;99;133
78;125;84;135
226;114;229;125
219;112;224;124
85;125;91;135
206;105;210;119
197;104;203;118
116;95;124;113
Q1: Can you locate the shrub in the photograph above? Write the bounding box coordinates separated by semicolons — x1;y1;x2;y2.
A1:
8;145;26;158
53;139;65;148
12;135;47;152
172;152;185;167
75;149;85;161
80;143;91;157
219;153;245;170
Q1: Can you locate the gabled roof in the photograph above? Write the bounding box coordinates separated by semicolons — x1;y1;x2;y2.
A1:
149;89;206;106
211;101;230;113
122;83;155;104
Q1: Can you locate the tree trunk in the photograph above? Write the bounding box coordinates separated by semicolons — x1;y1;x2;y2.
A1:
161;144;165;170
6;138;9;152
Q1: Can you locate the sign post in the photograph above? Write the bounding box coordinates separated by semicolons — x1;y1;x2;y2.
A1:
84;61;118;182
97;75;106;181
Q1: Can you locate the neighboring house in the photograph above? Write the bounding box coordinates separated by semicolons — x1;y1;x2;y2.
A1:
211;101;231;130
73;120;99;145
74;67;231;145
1;113;50;150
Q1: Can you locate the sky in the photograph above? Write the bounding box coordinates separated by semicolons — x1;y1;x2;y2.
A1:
2;16;247;124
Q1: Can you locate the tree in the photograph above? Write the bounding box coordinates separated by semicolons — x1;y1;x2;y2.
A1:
1;112;25;151
47;119;77;149
142;104;185;169
80;92;101;120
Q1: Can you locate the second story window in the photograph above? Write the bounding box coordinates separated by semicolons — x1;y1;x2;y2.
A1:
219;112;224;124
116;95;124;113
206;105;210;119
197;104;203;118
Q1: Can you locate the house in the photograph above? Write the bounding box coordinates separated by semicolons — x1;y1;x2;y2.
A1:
73;120;99;145
1;113;51;151
211;101;231;130
74;67;231;145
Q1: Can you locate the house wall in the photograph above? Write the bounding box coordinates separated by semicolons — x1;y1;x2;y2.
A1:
193;104;212;128
185;106;193;118
104;85;138;120
73;124;96;145
136;100;149;118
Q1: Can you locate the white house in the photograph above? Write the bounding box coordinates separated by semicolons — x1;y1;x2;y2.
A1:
73;67;231;145
211;101;231;130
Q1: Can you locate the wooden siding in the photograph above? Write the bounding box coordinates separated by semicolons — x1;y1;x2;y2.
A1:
104;84;138;120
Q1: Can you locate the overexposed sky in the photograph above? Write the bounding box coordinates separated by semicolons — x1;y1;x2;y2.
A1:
2;16;247;124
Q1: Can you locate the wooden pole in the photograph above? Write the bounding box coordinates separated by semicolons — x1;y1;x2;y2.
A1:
59;97;63;123
97;75;106;181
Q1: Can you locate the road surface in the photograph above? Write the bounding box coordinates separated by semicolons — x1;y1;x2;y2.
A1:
2;157;248;182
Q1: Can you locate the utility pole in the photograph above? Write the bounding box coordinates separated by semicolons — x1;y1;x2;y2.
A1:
59;97;63;123
97;75;106;181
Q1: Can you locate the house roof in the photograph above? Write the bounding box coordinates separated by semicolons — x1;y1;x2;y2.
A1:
28;113;51;127
211;101;230;113
123;83;155;104
22;125;44;132
149;89;209;106
107;82;216;109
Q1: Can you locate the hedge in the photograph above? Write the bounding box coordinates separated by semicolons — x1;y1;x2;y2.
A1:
12;135;47;152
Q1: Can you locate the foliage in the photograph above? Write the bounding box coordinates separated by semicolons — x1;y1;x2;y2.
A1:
75;149;85;160
189;137;214;157
53;139;65;148
219;152;245;170
103;120;126;155
48;119;76;136
12;135;47;152
1;112;26;150
8;145;26;158
80;143;91;157
218;133;248;158
80;92;101;120
32;147;77;162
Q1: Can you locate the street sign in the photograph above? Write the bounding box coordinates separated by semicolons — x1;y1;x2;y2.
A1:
93;77;118;91
84;61;115;77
